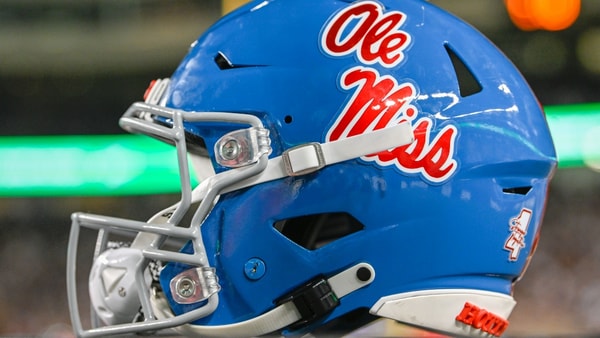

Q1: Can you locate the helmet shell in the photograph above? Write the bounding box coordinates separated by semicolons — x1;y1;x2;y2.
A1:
159;0;557;332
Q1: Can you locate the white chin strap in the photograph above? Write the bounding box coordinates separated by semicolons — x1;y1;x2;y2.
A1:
194;119;414;200
152;263;376;337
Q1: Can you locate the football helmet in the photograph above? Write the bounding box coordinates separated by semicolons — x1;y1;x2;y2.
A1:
67;0;557;337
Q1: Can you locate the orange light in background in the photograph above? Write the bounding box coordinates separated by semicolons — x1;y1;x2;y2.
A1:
222;0;248;15
505;0;580;31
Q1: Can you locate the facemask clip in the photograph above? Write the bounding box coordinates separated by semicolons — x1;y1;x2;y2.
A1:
215;127;271;168
170;267;221;305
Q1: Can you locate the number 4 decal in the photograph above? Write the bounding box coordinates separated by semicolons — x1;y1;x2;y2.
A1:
504;208;532;261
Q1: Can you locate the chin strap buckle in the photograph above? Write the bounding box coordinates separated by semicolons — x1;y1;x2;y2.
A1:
282;142;326;176
276;277;340;330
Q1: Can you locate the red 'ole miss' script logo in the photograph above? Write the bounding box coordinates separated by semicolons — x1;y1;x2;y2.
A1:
321;1;458;183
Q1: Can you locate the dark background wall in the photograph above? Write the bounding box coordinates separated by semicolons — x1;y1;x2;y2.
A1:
0;1;599;336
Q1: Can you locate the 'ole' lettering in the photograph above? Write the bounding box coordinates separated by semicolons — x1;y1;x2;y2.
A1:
322;1;411;68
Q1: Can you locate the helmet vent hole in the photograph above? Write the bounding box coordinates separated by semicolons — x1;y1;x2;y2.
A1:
214;51;235;70
503;186;532;195
444;44;482;97
214;51;264;70
284;115;293;124
273;212;364;250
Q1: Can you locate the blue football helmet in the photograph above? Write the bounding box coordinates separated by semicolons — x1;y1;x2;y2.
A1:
67;0;557;337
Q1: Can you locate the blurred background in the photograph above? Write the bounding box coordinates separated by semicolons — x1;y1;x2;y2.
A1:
0;0;599;336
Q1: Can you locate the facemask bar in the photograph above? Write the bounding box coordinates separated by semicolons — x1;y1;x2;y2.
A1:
119;102;271;229
67;102;271;337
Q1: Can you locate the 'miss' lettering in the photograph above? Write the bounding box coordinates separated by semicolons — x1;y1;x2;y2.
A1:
326;67;458;183
321;0;411;68
370;117;458;183
327;66;417;141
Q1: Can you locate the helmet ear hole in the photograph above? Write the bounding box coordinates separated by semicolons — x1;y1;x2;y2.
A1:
284;115;293;124
273;212;364;250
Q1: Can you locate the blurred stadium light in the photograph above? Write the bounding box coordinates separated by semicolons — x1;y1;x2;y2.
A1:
0;103;598;197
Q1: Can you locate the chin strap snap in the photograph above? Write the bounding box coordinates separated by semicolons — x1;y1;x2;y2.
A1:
153;262;375;337
275;277;340;331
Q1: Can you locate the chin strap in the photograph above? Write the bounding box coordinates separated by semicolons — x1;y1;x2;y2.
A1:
152;263;375;337
194;120;414;200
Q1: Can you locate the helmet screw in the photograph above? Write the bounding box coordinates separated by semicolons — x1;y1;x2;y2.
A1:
244;258;266;280
176;277;196;298
221;139;240;160
118;287;126;297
